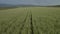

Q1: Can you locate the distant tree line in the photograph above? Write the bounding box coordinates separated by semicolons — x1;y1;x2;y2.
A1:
45;5;60;7
0;5;60;10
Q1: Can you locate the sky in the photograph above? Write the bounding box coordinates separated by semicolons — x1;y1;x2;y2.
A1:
0;0;60;5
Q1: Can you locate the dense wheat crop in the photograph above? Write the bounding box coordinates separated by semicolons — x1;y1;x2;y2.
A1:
0;7;60;34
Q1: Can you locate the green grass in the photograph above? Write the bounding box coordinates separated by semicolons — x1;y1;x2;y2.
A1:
0;7;60;34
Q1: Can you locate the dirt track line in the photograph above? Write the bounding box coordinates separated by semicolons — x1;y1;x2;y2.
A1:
30;11;34;34
19;10;29;34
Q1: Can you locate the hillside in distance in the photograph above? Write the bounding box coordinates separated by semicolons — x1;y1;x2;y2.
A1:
0;3;60;8
0;4;15;7
0;4;42;7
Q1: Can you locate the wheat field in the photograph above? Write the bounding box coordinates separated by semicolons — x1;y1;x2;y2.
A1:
0;7;60;34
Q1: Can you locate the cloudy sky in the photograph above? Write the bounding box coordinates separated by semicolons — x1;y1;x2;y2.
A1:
0;0;60;5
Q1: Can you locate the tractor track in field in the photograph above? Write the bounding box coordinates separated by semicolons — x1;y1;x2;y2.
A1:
30;11;34;34
19;11;29;34
0;10;29;34
1;10;29;34
0;9;39;34
19;10;34;34
30;10;39;34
